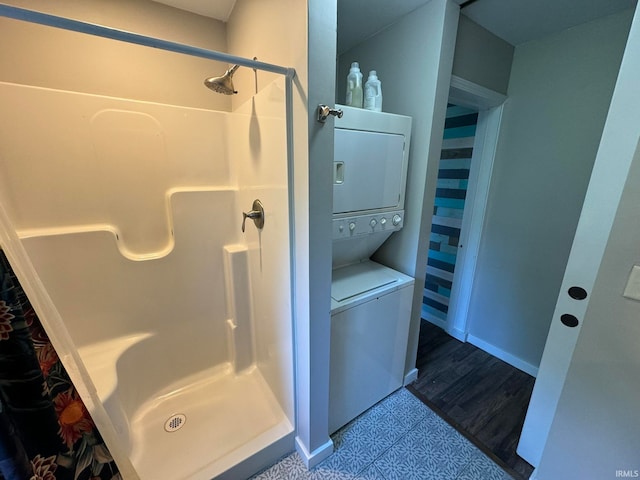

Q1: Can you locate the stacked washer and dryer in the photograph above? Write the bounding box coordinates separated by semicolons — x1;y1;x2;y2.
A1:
328;105;415;433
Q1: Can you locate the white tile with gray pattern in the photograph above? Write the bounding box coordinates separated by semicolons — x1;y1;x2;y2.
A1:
250;388;513;480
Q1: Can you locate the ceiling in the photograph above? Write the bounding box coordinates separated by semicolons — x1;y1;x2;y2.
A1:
151;0;637;52
338;0;637;53
151;0;237;22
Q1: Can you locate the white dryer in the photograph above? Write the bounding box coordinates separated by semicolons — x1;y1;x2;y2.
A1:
329;105;414;433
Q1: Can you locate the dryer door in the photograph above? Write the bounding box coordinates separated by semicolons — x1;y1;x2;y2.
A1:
333;128;405;214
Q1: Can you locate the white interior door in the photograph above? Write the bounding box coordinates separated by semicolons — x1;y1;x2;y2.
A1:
517;3;640;468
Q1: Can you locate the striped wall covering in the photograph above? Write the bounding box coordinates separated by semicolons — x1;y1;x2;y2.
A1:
422;104;478;325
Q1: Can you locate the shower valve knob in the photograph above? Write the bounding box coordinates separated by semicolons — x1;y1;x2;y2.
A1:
242;199;265;232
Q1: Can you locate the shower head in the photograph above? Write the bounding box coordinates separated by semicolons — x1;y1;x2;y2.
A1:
204;64;240;95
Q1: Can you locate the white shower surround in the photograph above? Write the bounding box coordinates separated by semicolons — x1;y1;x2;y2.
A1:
0;79;295;479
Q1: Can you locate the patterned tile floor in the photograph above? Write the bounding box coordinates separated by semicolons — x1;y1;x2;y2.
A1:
251;388;514;480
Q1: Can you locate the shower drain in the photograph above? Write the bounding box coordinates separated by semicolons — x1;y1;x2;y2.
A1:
164;414;187;432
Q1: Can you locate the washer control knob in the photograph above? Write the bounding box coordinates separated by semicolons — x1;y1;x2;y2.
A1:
392;214;402;226
380;217;387;226
338;224;344;233
370;218;377;228
349;222;356;232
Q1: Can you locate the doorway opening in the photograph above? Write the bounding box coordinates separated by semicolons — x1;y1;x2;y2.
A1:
413;79;535;479
422;103;478;329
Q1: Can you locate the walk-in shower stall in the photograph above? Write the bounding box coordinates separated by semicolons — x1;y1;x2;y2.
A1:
0;5;296;479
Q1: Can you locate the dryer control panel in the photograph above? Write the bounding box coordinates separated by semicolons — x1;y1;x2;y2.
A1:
332;210;404;240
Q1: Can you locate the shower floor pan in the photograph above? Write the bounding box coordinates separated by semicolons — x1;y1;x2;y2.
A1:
80;340;292;480
130;366;291;480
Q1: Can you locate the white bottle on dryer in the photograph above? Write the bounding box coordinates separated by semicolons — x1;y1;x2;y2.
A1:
364;70;382;112
345;62;363;108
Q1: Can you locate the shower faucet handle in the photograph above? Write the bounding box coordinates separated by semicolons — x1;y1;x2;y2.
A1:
242;199;265;232
317;104;344;123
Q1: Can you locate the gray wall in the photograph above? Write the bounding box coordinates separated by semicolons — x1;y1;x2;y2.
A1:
337;13;513;102
467;9;634;370
337;0;460;377
297;0;336;464
452;14;514;94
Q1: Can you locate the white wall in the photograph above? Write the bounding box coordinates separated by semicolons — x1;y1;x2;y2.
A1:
227;0;297;109
229;0;336;467
0;3;231;478
0;1;311;476
0;0;229;110
337;0;460;378
228;79;294;425
3;0;327;471
535;6;640;475
466;9;634;371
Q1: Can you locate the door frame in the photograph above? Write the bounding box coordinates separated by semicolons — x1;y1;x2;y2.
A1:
432;75;505;342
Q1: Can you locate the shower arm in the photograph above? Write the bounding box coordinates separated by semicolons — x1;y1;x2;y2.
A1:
0;3;295;79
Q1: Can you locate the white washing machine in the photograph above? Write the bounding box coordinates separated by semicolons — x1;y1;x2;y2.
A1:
329;106;414;433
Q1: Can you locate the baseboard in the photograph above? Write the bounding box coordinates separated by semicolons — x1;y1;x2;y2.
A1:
467;334;539;377
446;326;467;342
295;436;334;469
421;312;447;330
404;368;418;385
421;315;467;343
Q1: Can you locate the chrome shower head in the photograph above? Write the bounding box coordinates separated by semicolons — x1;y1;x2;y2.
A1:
204;64;240;95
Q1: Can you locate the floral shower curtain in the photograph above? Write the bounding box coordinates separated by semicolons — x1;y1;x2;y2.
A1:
0;250;120;480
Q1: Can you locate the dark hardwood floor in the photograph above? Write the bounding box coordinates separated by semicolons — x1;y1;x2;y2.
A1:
407;319;535;480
